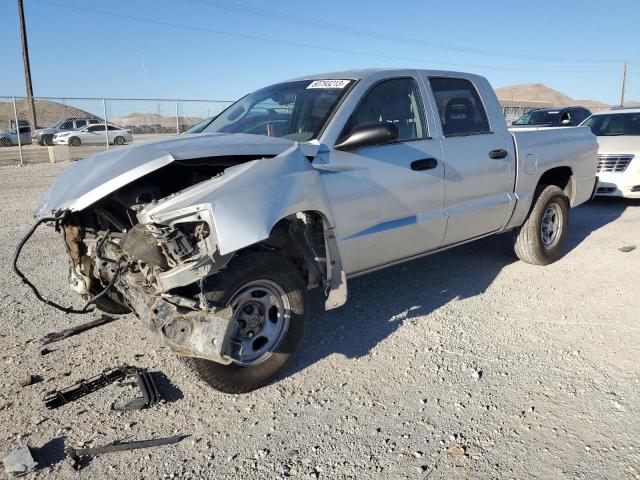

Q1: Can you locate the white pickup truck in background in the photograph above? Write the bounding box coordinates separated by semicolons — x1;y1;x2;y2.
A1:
19;69;598;393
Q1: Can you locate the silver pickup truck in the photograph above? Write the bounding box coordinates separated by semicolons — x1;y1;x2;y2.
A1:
18;69;597;393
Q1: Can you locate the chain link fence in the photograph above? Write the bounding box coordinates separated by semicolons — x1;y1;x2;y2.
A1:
0;96;611;167
0;96;232;166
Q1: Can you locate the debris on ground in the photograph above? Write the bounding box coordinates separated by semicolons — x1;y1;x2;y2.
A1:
44;367;129;409
66;435;188;470
43;366;161;410
41;315;117;345
3;444;38;478
447;445;466;461
19;375;35;387
618;245;636;253
112;368;160;411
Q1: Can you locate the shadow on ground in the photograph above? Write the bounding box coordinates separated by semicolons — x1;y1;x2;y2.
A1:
33;436;66;470
287;197;633;377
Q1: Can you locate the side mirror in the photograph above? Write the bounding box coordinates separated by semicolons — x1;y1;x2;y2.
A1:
334;123;399;151
560;118;571;125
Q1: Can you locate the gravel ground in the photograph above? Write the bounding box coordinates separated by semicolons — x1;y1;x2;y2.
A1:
1;162;639;479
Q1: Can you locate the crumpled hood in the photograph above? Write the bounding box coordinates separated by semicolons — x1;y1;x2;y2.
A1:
35;133;316;219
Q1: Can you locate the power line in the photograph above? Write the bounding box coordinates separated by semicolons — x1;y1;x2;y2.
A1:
33;0;618;74
186;0;622;64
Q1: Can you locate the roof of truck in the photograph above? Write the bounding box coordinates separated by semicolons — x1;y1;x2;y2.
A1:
285;68;484;82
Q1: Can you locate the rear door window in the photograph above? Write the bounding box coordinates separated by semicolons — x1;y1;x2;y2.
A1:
429;77;491;136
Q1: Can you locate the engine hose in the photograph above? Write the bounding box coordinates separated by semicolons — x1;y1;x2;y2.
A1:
13;215;121;315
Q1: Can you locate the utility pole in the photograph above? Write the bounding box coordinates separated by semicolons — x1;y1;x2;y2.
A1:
17;0;37;130
620;59;628;107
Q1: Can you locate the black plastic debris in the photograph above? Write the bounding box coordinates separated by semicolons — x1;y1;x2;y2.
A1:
66;435;188;470
619;245;637;253
41;315;117;345
112;369;160;411
3;444;37;478
43;366;161;410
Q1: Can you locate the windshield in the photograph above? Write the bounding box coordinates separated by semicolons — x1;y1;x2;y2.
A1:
581;113;640;136
201;79;353;141
184;116;215;134
513;110;561;126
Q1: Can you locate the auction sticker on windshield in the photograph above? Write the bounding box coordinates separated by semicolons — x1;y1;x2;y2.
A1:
307;80;351;89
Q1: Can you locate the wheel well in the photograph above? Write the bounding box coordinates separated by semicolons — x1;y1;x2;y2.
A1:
257;211;328;289
538;166;574;202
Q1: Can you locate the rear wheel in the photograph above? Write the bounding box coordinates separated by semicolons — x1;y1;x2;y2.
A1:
0;138;11;147
184;251;307;393
69;136;81;147
514;184;570;265
42;134;54;146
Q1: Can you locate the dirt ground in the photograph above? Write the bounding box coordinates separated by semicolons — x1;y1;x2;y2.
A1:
1;162;638;479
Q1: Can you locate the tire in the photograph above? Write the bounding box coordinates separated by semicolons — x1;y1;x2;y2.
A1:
92;294;132;315
0;138;11;147
114;136;125;145
184;251;307;394
88;280;132;314
69;136;81;147
42;134;54;146
514;184;570;266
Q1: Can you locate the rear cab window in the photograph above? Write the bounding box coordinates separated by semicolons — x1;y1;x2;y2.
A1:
429;77;491;136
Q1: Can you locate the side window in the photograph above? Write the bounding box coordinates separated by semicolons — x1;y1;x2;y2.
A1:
87;125;105;132
75;120;87;128
429;77;491;136
341;78;428;142
107;125;120;131
60;121;73;129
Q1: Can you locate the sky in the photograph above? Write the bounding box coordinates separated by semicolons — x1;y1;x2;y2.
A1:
0;0;639;106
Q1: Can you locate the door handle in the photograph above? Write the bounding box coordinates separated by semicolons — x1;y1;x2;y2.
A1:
411;158;438;171
489;149;508;159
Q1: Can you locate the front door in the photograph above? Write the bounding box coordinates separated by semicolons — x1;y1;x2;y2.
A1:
426;76;514;245
320;77;446;275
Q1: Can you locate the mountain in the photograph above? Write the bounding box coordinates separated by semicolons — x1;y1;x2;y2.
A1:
0;99;96;130
111;112;203;128
495;83;625;109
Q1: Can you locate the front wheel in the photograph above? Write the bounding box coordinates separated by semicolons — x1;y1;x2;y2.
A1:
68;136;81;147
114;136;125;145
514;184;570;265
184;251;307;393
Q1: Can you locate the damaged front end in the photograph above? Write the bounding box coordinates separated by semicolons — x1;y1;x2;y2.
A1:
22;143;346;367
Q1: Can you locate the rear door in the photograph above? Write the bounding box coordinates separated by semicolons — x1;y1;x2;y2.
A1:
425;76;515;245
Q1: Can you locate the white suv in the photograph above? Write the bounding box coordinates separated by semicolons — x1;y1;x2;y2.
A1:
581;107;640;198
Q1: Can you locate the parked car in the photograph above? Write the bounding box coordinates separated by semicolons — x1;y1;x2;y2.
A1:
581;107;640;198
32;117;102;146
25;69;597;393
52;124;133;146
0;125;32;147
512;107;592;128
